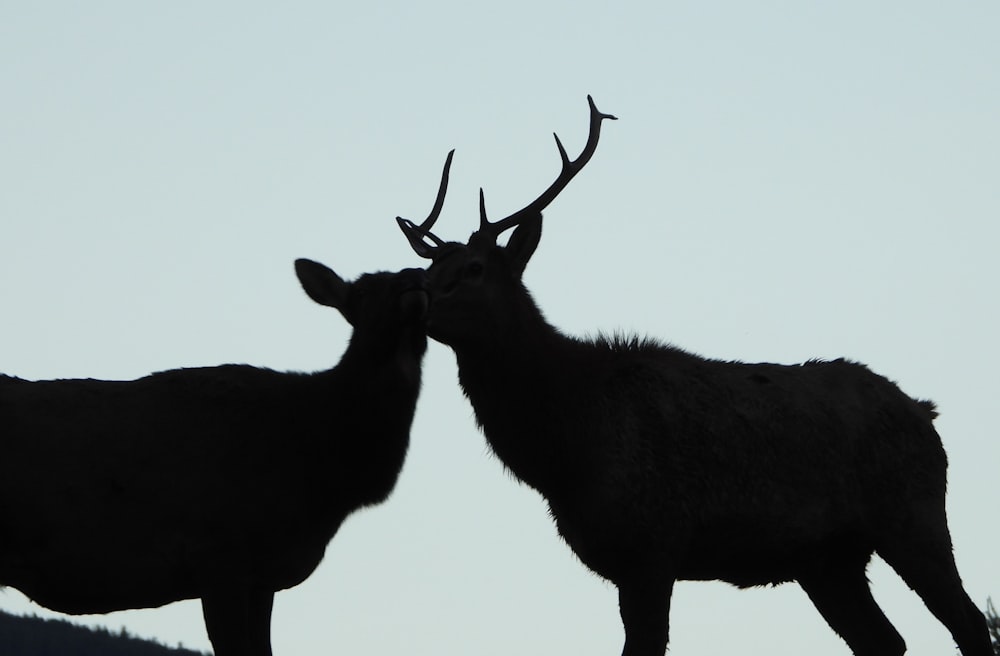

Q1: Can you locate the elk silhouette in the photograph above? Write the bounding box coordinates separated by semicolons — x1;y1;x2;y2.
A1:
0;260;428;656
397;97;992;656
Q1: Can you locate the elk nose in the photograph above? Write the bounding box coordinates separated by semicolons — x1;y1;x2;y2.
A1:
398;268;430;320
399;267;428;290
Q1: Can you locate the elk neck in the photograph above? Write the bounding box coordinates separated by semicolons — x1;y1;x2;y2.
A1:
303;324;426;501
337;320;427;394
449;294;596;497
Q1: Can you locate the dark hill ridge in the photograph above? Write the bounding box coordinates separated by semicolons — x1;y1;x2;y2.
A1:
0;610;209;656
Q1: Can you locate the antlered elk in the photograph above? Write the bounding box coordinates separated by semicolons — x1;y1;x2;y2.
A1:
0;260;428;656
397;96;992;656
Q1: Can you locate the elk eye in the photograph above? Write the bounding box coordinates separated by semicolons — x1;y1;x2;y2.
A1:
464;261;484;278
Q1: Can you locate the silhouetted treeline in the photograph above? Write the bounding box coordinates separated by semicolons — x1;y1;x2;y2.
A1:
0;610;209;656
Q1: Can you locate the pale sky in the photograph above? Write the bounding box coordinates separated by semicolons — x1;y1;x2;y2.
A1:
1;2;998;655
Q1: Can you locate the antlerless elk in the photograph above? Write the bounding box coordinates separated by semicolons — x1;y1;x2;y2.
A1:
397;96;992;656
0;261;428;656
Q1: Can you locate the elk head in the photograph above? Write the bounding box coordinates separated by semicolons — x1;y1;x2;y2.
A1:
295;259;429;357
396;96;616;347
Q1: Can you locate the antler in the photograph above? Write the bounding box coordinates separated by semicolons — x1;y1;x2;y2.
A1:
396;149;454;258
477;95;617;242
397;96;617;258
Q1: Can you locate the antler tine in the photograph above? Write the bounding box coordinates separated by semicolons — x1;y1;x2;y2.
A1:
397;149;454;235
479;95;617;239
479;188;488;228
395;150;454;257
412;149;454;233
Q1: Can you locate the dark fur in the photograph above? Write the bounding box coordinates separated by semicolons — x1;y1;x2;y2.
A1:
403;221;991;656
0;262;428;656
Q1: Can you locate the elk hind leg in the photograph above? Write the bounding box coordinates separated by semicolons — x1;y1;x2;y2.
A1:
201;587;275;656
797;553;905;656
877;531;992;656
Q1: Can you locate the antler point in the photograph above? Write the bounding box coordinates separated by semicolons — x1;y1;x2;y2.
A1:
553;133;570;164
479;187;489;228
587;95;617;122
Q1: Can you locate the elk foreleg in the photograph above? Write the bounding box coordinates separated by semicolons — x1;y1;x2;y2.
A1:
617;576;673;656
202;586;275;656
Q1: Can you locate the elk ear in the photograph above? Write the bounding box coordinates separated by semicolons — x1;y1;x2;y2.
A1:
295;258;350;310
506;211;543;278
